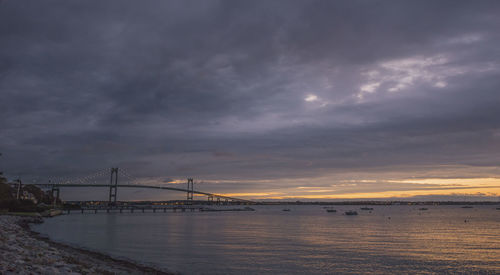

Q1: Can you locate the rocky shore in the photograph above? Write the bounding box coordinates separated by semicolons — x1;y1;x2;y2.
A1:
0;215;173;274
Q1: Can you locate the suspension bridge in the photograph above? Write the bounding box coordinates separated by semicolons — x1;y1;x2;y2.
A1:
16;168;255;205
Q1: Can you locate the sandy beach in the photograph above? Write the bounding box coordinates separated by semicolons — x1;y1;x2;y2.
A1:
0;215;173;274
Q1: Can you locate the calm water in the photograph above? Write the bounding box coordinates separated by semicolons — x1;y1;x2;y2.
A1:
32;205;500;274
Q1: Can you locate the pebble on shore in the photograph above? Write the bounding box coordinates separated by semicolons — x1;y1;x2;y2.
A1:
0;215;172;274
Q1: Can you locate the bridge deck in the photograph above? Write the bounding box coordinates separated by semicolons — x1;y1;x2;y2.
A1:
31;183;254;203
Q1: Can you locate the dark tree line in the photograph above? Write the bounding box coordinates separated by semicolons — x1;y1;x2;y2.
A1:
0;176;58;212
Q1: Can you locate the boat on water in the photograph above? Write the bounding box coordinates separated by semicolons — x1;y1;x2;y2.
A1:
325;208;337;213
360;207;373;210
344;210;358;215
418;208;428;211
496;208;500;210
282;209;291;212
461;206;473;208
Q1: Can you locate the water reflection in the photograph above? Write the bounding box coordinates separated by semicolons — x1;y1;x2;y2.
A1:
33;205;500;274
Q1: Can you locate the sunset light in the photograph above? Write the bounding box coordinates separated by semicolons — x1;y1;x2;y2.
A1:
2;1;500;274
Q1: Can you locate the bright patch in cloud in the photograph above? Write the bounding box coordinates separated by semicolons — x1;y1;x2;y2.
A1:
356;54;476;101
358;82;381;99
381;55;449;92
434;81;447;88
360;82;380;93
305;94;319;102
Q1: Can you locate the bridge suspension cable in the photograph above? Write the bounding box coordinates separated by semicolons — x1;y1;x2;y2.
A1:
118;168;139;185
35;167;255;204
49;168;110;186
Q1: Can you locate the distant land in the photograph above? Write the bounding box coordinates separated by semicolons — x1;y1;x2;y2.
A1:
64;200;500;206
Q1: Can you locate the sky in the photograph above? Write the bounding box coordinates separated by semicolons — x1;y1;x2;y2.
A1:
1;0;500;201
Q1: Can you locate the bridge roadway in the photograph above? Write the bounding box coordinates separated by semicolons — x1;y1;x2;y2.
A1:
31;183;254;203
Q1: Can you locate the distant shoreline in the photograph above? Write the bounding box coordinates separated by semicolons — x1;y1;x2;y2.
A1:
0;215;174;274
64;200;500;206
257;201;500;205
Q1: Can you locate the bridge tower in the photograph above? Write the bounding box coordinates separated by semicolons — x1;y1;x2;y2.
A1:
108;168;118;206
15;179;22;200
51;181;60;207
186;178;194;203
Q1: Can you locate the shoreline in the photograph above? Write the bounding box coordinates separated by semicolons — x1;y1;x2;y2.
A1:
0;215;174;274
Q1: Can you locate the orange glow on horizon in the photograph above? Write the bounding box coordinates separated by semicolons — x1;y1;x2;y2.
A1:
217;177;500;200
217;192;283;197
264;187;500;200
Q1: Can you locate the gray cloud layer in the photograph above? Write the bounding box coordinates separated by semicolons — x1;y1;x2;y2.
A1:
1;1;500;198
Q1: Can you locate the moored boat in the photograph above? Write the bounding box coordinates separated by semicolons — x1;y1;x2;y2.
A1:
324;207;336;213
344;210;358;215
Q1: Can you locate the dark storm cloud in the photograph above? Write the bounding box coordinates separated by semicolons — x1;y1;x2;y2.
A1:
1;0;500;198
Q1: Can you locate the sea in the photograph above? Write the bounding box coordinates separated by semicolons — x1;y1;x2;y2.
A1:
31;205;500;274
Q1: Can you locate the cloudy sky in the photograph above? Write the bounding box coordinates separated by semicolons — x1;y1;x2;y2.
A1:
1;1;500;201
